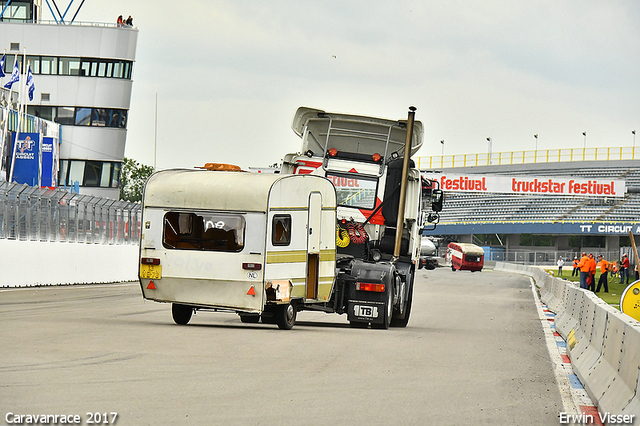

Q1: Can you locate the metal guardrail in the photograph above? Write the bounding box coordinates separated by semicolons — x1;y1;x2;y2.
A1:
418;146;640;169
0;181;140;244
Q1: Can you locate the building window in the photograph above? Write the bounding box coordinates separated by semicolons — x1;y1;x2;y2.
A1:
40;57;57;75
59;160;123;189
75;108;92;126
56;107;75;125
519;234;556;247
58;57;81;76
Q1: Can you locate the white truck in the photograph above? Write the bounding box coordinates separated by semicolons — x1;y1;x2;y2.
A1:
138;107;442;329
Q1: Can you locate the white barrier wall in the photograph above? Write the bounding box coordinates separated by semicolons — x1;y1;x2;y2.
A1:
0;240;139;287
494;262;640;423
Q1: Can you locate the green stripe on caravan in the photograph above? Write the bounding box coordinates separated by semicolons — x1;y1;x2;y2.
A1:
267;249;336;264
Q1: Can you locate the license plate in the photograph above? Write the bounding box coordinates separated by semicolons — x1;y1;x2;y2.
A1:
353;305;378;318
140;264;162;279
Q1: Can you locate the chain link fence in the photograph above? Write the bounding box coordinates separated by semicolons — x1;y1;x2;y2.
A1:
0;181;141;244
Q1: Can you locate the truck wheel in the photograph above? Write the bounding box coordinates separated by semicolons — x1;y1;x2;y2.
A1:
276;304;296;330
172;303;193;325
372;287;392;330
391;281;413;328
451;264;456;272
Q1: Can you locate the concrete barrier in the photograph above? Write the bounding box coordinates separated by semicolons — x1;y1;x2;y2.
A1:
0;239;139;287
495;261;640;422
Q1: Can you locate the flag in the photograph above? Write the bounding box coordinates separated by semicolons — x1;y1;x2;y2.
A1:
26;65;35;101
4;59;19;89
0;54;6;78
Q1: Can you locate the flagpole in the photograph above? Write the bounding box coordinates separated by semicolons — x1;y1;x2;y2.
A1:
8;53;21;183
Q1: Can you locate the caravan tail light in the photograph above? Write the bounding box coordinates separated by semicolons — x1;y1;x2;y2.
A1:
328;148;338;157
141;257;160;265
243;263;262;270
372;153;382;162
356;282;385;292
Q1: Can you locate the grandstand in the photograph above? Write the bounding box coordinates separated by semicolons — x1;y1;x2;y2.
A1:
417;148;640;263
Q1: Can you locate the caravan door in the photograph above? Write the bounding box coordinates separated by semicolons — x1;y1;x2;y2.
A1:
306;192;322;300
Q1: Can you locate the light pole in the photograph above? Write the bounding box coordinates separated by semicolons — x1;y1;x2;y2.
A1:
633;130;636;148
582;132;587;149
440;140;444;157
487;137;492;164
534;134;538;151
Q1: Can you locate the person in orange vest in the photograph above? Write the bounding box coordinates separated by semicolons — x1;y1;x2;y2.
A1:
587;253;597;291
620;253;630;285
577;252;590;289
595;255;609;293
572;257;580;277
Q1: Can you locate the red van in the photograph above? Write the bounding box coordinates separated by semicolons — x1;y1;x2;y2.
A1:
446;242;484;272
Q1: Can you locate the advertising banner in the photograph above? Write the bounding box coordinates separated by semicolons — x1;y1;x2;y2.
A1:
424;173;626;198
11;132;40;186
41;137;57;189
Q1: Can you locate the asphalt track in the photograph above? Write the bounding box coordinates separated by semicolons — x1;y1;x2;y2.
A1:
0;267;565;426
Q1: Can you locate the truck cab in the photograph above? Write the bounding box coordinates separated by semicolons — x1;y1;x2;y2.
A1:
281;107;436;328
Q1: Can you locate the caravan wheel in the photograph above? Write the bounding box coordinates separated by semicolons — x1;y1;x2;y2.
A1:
276;304;297;330
172;303;193;325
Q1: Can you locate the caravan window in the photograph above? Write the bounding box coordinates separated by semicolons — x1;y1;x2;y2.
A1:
163;212;245;252
272;215;291;246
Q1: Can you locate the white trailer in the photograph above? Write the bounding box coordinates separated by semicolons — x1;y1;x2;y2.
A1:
138;168;337;329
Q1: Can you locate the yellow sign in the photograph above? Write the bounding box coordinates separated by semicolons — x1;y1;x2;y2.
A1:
567;328;577;351
140;264;162;280
620;280;640;322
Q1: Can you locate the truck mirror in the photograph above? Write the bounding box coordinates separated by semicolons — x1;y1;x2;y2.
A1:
431;189;443;212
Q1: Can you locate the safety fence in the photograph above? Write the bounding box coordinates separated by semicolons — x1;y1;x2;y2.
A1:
495;262;640;419
417;146;640;169
0;181;141;244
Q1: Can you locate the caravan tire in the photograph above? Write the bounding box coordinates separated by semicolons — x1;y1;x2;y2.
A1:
172;303;193;325
276;304;297;330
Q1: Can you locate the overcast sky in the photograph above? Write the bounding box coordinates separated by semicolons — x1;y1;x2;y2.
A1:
70;1;640;170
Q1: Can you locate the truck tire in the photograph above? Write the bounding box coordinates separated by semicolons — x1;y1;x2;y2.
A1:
390;280;413;328
349;321;368;328
276;303;296;330
372;287;392;329
172;303;193;325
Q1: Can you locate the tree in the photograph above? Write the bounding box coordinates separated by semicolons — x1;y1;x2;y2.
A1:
120;157;154;202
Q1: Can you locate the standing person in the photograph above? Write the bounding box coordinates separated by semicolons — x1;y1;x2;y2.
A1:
578;252;590;289
587;253;597;291
117;15;124;27
572;256;580;277
595;255;609;293
620;254;630;285
557;257;564;277
126;15;133;26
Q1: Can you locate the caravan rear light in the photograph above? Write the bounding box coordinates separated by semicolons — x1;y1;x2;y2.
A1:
328;148;338;157
242;263;262;270
356;282;385;292
141;257;160;265
372;153;382;162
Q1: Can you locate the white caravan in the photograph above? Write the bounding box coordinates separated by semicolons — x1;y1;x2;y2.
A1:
139;167;337;329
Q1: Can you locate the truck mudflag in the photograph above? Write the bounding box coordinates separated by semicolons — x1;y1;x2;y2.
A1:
425;173;625;198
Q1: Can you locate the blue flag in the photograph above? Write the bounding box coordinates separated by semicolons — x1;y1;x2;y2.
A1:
0;54;5;78
4;59;19;89
26;65;35;101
